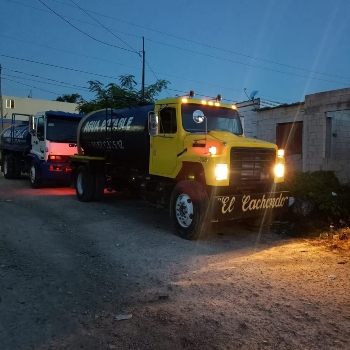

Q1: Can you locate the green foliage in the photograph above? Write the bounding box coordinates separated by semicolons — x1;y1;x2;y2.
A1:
55;93;82;103
77;74;169;114
283;171;350;225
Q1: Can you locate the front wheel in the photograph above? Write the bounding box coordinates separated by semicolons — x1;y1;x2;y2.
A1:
170;181;209;240
29;161;42;188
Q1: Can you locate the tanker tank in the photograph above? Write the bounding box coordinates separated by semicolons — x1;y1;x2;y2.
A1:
0;121;31;153
78;105;154;170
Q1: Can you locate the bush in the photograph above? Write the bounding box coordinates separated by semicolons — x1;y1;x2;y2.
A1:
281;171;350;226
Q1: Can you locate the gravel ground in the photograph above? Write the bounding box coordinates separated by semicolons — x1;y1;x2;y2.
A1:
0;174;349;350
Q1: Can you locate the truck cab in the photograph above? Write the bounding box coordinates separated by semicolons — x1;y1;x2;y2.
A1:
28;111;84;187
149;96;285;186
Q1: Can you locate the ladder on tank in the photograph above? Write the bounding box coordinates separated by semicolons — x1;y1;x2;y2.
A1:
105;108;114;181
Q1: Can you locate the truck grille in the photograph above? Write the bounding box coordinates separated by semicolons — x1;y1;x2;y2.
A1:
230;147;276;185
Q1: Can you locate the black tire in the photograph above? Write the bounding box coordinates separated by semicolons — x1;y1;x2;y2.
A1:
170;180;209;240
14;157;22;179
3;155;15;179
76;165;95;202
93;172;105;201
245;211;276;229
29;161;43;188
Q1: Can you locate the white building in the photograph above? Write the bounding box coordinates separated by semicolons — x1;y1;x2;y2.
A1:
1;95;79;131
239;88;350;184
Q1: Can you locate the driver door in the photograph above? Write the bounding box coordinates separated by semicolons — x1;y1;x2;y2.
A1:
150;107;179;176
31;116;46;161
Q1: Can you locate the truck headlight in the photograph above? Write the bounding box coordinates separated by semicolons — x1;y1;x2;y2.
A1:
278;149;284;157
274;163;284;178
209;146;217;155
215;164;228;180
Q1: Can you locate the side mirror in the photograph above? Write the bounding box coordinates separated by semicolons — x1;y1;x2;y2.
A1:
148;112;158;136
29;116;36;136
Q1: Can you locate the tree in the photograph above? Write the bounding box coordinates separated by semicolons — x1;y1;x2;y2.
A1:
55;93;82;103
77;74;169;114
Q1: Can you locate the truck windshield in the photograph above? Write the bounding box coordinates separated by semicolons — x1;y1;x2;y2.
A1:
46;117;80;142
181;104;243;135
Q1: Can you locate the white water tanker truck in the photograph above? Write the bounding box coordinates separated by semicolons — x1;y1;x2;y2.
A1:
0;111;84;187
70;94;289;239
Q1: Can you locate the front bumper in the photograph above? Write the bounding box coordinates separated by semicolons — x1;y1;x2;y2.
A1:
41;162;72;181
209;191;289;222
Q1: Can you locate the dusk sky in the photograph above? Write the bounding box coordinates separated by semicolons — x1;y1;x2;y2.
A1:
1;0;349;106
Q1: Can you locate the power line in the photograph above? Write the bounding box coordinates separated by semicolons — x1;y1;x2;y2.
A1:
7;0;350;91
0;34;140;70
3;64;233;102
146;38;350;86
145;60;172;98
3;71;90;91
0;35;246;97
1;52;290;103
37;0;135;53
69;0;139;55
68;1;170;99
5;0;350;84
35;2;350;86
0;54;125;81
47;0;350;82
3;77;60;95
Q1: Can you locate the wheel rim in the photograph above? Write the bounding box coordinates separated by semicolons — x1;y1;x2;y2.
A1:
77;172;84;195
175;193;194;228
30;165;35;183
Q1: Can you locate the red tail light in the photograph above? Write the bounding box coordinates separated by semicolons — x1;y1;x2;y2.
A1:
48;155;70;162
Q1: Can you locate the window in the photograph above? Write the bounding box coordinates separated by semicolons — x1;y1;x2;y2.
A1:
276;122;302;155
6;99;15;109
181;104;243;135
37;117;45;141
159;107;177;134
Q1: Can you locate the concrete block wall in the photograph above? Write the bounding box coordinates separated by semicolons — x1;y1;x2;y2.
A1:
240;87;350;183
236;99;259;139
304;88;350;183
257;103;305;173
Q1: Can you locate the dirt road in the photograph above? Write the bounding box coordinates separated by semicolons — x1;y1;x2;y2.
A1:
0;174;349;350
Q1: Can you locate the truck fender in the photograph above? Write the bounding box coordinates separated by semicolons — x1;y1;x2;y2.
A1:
175;162;206;186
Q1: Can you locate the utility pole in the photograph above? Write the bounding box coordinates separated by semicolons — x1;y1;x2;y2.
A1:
141;37;145;102
0;64;3;133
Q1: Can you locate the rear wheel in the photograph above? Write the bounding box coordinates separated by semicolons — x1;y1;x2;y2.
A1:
76;165;95;202
29;161;43;188
93;172;105;201
170;181;209;240
3;155;15;179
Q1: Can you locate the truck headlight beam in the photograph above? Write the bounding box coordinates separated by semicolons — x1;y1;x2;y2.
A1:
215;164;228;180
274;163;284;178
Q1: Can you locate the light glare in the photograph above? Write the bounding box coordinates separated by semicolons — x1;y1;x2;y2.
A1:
215;164;228;180
209;146;217;155
274;163;284;178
